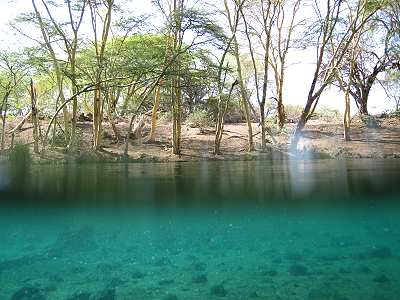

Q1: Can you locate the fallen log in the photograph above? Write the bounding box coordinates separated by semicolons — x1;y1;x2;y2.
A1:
8;111;32;134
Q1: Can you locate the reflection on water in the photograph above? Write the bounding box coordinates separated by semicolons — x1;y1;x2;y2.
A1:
0;159;399;299
0;159;399;207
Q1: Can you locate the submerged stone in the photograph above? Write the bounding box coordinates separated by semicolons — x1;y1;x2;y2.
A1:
192;262;206;271
249;291;260;298
369;247;392;259
158;279;175;286
358;265;372;273
262;269;278;277
152;256;171;267
191;274;208;284
66;292;91;300
286;252;304;261
289;264;308;276
162;294;178;300
11;286;46;300
131;271;146;279
373;275;390;283
108;277;125;288
210;284;227;297
92;288;115;300
52;226;97;255
307;288;333;300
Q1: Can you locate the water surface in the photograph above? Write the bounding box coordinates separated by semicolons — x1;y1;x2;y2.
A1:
0;159;399;299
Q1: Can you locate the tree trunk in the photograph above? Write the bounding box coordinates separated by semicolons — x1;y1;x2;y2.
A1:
93;87;102;150
277;78;286;129
357;94;369;115
214;80;237;155
149;82;162;142
30;79;40;154
232;38;254;152
260;104;266;150
1;92;10;152
68;59;78;149
343;91;351;141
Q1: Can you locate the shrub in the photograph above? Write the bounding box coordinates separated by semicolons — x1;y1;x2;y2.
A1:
158;111;172;124
186;109;214;128
361;115;380;128
311;106;341;122
285;104;303;123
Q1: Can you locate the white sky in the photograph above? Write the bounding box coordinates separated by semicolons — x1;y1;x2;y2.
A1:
0;0;395;114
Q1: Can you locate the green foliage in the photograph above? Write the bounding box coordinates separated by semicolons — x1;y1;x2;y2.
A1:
361;115;380;128
312;106;342;122
186;109;214;128
158;111;173;124
285;104;304;122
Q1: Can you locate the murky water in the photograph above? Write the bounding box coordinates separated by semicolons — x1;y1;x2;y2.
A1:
0;160;399;299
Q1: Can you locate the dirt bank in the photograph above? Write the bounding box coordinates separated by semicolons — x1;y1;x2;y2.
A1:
1;114;399;163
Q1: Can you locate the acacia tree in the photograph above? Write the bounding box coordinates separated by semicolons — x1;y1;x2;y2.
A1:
224;0;254;152
0;53;27;151
154;0;228;155
30;0;70;143
38;0;87;149
291;0;382;150
88;0;113;150
269;0;301;129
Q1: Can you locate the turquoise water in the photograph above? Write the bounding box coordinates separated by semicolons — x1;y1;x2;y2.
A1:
0;160;399;299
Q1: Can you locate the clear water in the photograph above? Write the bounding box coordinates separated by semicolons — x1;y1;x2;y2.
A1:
0;160;399;300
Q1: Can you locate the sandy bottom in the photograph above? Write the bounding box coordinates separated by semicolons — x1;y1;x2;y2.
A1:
0;206;399;300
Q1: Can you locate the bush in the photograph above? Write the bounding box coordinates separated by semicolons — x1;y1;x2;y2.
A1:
285;104;303;123
361;115;380;128
186;109;214;128
311;106;341;122
158;111;172;124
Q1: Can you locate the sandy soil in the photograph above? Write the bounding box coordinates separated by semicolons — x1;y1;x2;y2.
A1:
1;114;400;162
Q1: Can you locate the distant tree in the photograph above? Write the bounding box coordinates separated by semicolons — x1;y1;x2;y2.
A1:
0;52;28;151
291;0;382;150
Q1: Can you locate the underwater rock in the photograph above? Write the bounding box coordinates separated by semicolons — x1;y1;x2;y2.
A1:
162;294;178;300
210;284;227;297
289;264;308;276
318;254;342;262
373;275;390;283
158;279;175;286
96;263;119;273
334;296;350;300
66;291;91;300
368;247;392;259
92;288;115;300
48;274;64;283
152;256;171;267
358;265;372;273
370;296;392;300
271;257;282;264
185;255;197;261
52;226;97;255
192;261;206;271
0;255;41;275
307;288;333;300
286;252;304;261
261;269;278;277
249;291;260;298
191;274;208;284
338;267;351;274
11;286;46;300
107;277;126;288
131;271;146;279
